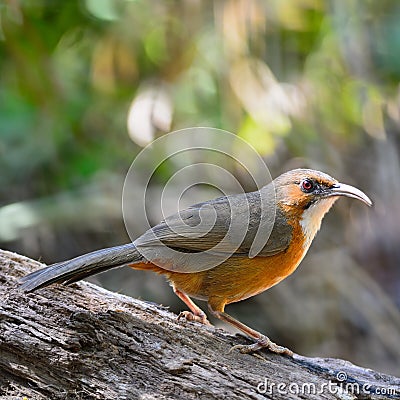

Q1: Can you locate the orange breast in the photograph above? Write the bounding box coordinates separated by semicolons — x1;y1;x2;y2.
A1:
198;220;306;305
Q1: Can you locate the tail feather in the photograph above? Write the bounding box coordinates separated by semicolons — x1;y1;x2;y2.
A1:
20;243;143;292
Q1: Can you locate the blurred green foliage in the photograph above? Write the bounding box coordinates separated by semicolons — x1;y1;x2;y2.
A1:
2;0;399;201
1;0;400;375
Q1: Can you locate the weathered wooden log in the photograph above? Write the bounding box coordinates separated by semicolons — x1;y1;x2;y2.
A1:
0;249;399;399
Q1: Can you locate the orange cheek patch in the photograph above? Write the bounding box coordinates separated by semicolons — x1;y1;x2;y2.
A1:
285;186;309;206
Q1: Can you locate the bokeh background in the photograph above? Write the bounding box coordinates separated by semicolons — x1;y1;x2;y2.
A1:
1;0;400;376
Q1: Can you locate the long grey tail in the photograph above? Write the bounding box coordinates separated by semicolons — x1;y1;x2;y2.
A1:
20;243;143;292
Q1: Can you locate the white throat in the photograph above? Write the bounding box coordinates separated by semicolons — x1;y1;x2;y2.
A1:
300;198;337;248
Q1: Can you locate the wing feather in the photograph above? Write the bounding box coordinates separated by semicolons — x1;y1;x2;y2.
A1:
134;186;292;257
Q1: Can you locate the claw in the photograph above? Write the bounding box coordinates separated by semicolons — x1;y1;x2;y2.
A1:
177;311;211;326
229;336;293;356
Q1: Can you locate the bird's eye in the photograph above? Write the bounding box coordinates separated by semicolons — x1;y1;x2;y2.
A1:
301;179;314;193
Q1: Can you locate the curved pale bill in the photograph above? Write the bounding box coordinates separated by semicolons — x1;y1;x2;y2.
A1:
329;183;372;206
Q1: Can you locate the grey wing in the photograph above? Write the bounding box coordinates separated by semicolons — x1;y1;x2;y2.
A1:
134;187;293;258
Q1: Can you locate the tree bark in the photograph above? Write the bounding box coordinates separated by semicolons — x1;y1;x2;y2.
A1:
0;249;399;400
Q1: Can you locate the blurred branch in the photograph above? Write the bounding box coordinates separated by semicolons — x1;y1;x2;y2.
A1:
0;173;123;243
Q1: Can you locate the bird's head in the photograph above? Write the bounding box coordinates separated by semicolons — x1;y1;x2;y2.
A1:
274;168;372;210
273;168;372;245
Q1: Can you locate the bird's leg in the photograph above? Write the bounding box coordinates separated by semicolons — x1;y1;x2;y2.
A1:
173;287;211;326
208;302;293;356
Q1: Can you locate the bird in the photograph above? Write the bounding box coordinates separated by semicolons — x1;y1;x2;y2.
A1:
20;168;372;356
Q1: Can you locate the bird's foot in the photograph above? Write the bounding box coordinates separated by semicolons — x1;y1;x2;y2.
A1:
178;311;212;326
229;336;293;356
